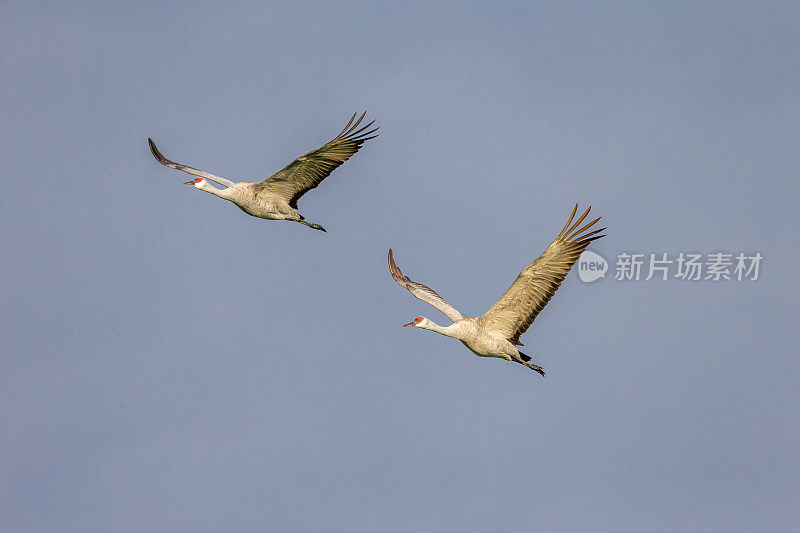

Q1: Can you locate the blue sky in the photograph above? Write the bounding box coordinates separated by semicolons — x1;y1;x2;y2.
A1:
1;1;798;531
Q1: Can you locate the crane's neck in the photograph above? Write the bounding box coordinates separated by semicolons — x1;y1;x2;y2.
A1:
198;182;232;199
421;320;463;340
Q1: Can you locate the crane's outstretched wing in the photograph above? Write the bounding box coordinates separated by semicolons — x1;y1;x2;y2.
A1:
256;112;378;208
479;205;605;345
388;249;465;323
148;138;235;188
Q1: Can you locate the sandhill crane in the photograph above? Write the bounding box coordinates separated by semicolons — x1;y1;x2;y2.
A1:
148;112;378;232
388;204;605;376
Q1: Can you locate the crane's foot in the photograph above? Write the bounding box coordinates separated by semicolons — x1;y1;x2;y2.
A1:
517;360;545;376
525;363;546;376
296;219;327;232
512;351;545;376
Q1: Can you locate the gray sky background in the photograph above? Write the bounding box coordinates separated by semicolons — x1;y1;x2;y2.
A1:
2;1;798;531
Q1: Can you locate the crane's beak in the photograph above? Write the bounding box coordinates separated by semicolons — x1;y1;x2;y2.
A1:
402;321;415;327
184;180;195;185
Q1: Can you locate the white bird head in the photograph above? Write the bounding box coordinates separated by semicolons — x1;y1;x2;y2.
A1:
184;177;206;188
403;316;428;328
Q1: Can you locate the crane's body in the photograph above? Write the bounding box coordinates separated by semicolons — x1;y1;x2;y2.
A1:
411;318;518;360
389;204;606;376
148;112;378;232
187;180;304;221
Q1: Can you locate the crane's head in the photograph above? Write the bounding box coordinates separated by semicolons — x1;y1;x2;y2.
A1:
403;316;427;328
184;177;205;188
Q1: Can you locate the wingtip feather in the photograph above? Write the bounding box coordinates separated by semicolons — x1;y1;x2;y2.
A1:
557;204;579;239
344;111;366;137
148;138;170;166
567;215;602;241
388;248;400;276
564;206;592;240
336;112;358;138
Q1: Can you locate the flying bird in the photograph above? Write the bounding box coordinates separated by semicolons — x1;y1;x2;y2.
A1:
388;204;605;376
148;112;378;232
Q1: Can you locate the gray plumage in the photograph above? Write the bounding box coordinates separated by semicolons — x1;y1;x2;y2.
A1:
148;112;378;231
389;204;605;376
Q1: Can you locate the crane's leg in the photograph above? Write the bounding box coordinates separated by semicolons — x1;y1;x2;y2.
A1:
295;219;327;232
522;361;546;376
516;351;545;376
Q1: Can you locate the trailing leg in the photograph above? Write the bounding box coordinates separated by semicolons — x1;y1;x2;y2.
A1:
295;219;327;232
517;350;545;376
523;361;546;376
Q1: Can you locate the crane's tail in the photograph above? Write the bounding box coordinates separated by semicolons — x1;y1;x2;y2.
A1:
296;219;327;232
517;351;545;376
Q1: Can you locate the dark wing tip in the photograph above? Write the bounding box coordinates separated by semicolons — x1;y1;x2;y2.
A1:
336;112;359;138
584;231;606;243
387;248;407;284
557;204;580;239
337;111;366;138
563;206;592;240
565;215;601;242
338;112;379;141
348;120;377;138
148;138;171;166
355;126;380;141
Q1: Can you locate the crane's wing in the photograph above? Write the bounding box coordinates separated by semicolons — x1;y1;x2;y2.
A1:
148;138;236;188
479;205;605;345
256;112;378;208
388;249;465;323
